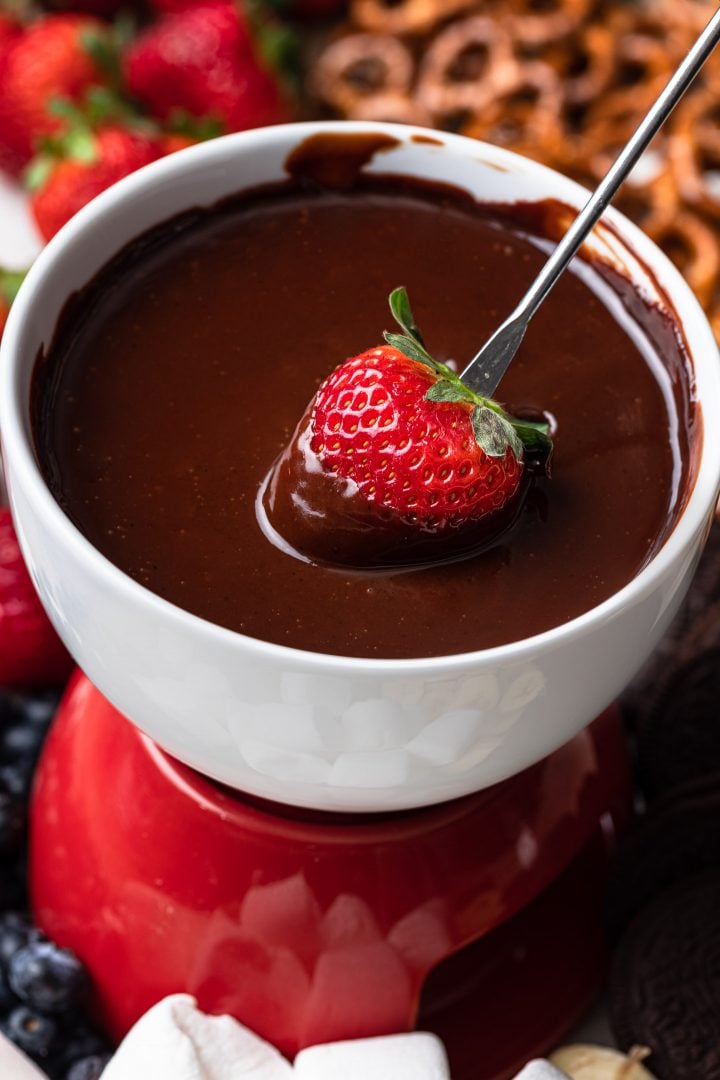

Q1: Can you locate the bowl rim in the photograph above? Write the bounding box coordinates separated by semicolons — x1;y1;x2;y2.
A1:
2;118;720;676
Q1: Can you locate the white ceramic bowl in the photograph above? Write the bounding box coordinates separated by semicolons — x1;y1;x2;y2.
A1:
2;122;719;812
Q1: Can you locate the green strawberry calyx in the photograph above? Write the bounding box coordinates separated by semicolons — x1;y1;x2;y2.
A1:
0;268;27;308
384;286;553;464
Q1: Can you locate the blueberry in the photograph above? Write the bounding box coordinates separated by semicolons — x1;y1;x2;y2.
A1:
21;691;61;728
0;773;25;854
0;762;34;801
0;720;46;767
1;1005;59;1061
0;964;18;1010
9;940;88;1015
0;912;41;966
0;862;29;912
66;1053;112;1080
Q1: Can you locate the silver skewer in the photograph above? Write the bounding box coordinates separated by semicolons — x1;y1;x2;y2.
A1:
460;5;720;397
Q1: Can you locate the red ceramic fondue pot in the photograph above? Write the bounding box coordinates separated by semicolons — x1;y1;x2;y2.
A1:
31;674;631;1079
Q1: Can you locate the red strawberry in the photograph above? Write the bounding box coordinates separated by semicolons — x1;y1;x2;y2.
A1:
0;15;21;58
30;124;164;240
0;14;112;176
264;288;551;567
0;508;73;689
42;1;132;13
124;2;289;134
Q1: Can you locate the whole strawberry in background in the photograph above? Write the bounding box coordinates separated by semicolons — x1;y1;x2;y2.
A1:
0;14;113;176
41;0;133;13
30;121;165;240
124;2;289;135
0;508;73;689
264;288;552;567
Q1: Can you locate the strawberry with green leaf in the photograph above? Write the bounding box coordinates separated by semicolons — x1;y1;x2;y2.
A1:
0;14;116;176
265;288;552;567
123;2;290;136
28;101;164;239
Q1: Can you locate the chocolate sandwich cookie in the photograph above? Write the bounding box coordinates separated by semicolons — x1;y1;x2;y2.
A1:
605;772;720;940
609;873;720;1079
621;524;720;731
635;647;720;802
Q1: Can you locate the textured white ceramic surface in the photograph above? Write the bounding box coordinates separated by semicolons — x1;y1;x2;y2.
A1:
2;121;719;812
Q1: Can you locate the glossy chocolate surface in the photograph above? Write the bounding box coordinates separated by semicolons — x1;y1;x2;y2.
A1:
33;169;696;659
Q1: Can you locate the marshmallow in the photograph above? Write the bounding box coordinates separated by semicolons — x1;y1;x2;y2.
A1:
101;994;293;1080
515;1061;570;1080
294;1032;450;1080
0;1033;48;1079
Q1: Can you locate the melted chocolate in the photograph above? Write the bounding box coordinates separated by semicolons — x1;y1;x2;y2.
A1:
33;174;697;659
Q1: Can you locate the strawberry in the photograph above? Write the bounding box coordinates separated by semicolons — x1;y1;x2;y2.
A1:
0;15;21;58
29;123;164;240
41;0;132;13
123;2;289;134
0;508;73;689
0;269;26;343
265;289;551;567
0;14;112;176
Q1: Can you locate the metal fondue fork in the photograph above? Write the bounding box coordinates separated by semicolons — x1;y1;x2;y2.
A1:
460;5;720;398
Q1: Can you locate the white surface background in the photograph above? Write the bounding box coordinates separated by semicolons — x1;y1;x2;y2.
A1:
0;175;42;269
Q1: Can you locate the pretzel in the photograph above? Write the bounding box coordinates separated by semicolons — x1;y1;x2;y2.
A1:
417;16;518;122
667;131;720;222
672;86;720;156
645;210;720;309
349;92;434;126
501;0;591;46
312;34;415;115
312;0;720;346
350;0;475;37
462;61;563;155
539;25;615;106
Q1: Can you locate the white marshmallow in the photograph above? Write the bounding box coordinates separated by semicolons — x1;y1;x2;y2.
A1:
101;994;293;1080
515;1061;570;1080
294;1032;450;1080
0;1033;48;1079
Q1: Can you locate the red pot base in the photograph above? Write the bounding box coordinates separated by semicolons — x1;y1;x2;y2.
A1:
30;674;631;1079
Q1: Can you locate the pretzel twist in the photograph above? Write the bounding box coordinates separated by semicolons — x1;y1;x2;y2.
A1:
351;0;475;37
417;16;518;122
312;34;415;114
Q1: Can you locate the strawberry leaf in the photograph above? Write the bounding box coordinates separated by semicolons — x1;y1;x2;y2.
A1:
24;156;55;194
510;417;553;458
383;332;436;370
389;286;426;347
0;269;26;306
385;285;552;466
64;129;97;164
425;380;473;404
166;108;224;142
471;406;522;460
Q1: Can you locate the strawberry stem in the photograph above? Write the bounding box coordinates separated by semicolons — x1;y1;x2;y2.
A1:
384;286;553;463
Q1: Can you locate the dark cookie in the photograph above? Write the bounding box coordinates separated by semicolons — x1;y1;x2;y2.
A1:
621;523;720;731
609;873;720;1079
606;772;720;940
635;648;720;802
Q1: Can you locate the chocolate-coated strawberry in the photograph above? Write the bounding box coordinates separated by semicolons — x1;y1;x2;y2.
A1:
264;288;552;567
123;2;289;134
0;508;73;689
0;15;112;176
29;121;164;240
